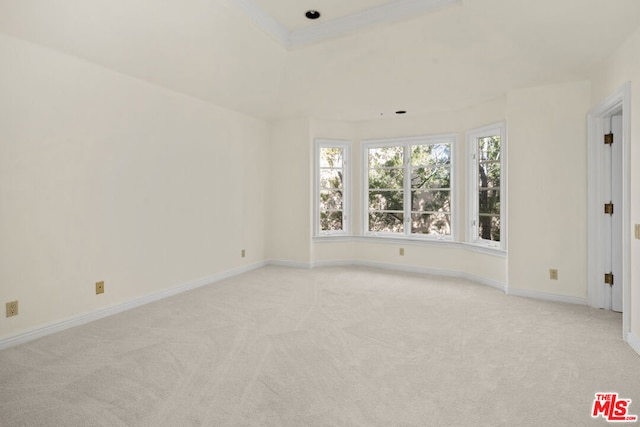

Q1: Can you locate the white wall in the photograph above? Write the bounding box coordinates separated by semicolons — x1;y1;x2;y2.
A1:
590;25;640;338
506;80;591;298
266;118;312;264
0;34;268;339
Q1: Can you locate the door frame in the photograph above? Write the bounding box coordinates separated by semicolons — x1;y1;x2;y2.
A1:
587;82;631;340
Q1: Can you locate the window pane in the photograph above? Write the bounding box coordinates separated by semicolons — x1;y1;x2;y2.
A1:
479;190;500;215
479;162;500;188
317;142;349;236
411;213;451;235
320;147;343;168
478;136;500;162
411;143;450;166
411;190;450;212
369;212;404;233
478;214;500;241
411;166;450;189
369;191;403;211
320;169;343;190
321;211;343;232
368;146;404;168
320;190;343;210
470;127;503;245
368;168;404;189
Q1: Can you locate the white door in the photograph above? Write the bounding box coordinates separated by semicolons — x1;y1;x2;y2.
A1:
587;83;630;339
603;114;623;312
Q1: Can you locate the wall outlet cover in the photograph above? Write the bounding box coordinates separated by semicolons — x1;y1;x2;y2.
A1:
6;301;18;317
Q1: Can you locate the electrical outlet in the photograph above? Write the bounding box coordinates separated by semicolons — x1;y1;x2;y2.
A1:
96;281;104;295
399;248;405;256
6;301;18;317
549;269;558;280
241;249;246;258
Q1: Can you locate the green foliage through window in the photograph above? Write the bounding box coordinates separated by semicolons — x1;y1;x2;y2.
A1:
366;139;453;237
477;136;500;242
318;145;347;233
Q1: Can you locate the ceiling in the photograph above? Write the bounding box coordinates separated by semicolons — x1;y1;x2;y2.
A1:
253;0;397;32
0;0;639;121
236;0;461;46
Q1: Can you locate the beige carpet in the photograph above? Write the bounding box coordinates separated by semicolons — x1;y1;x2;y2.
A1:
0;266;638;426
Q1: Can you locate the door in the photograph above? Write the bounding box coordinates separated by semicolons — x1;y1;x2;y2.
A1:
603;114;623;312
587;83;630;340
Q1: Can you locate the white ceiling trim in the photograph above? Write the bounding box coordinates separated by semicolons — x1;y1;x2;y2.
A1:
228;0;290;46
228;0;462;48
289;0;462;47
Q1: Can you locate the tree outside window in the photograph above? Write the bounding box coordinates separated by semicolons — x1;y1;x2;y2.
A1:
365;136;454;238
316;140;350;236
467;123;505;249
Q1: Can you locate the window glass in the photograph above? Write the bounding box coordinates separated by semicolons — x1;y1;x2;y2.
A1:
365;137;454;238
468;125;505;248
317;143;349;235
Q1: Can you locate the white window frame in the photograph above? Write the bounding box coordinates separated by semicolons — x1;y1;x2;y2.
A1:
362;134;456;240
314;139;351;237
466;122;506;250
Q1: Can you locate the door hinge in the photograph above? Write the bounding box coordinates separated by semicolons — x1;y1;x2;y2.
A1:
604;272;614;286
604;132;614;145
604;202;614;215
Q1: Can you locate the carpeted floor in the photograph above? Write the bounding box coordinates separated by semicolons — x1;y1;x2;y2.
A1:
0;266;638;426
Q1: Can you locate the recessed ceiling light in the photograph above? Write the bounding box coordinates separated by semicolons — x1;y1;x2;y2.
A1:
305;10;321;20
395;110;407;115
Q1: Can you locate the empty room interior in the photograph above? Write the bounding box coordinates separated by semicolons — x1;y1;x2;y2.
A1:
2;0;640;425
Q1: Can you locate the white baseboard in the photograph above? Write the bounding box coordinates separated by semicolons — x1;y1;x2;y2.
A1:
626;332;640;357
0;261;266;351
311;259;359;268
459;271;508;293
506;288;587;305
268;259;313;269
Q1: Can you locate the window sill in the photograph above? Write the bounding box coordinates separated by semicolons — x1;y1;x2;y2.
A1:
460;242;507;257
362;233;454;244
313;234;354;242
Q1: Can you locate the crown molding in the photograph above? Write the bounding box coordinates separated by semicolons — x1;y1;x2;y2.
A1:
228;0;291;46
228;0;461;49
289;0;462;47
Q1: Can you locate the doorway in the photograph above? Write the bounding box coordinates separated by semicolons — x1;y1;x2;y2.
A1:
587;83;631;340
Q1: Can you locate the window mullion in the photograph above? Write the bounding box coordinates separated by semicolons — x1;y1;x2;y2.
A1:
404;144;411;236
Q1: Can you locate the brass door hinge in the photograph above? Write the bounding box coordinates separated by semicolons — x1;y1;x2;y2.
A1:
604;273;614;286
604;133;614;145
604;203;614;215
